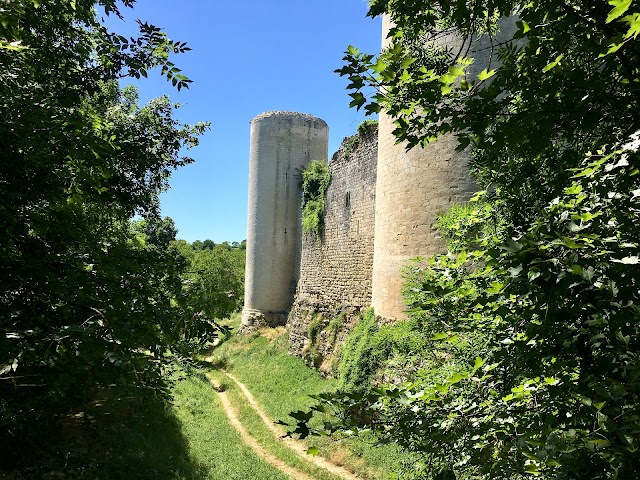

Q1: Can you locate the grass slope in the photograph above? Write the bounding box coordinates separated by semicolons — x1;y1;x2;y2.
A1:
208;314;414;479
207;370;343;480
172;371;289;479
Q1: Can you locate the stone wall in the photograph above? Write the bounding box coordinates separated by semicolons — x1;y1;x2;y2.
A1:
288;126;378;370
370;16;516;320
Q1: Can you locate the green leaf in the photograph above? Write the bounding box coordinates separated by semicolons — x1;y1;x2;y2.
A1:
371;58;387;73
306;446;319;456
585;438;611;447
607;0;633;23
348;92;366;109
528;270;542;282
623;12;640;39
478;69;496;81
542;54;564;72
346;45;359;55
473;357;486;371
401;57;416;69
564;184;583;195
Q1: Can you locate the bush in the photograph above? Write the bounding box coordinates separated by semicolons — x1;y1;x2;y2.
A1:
300;160;331;235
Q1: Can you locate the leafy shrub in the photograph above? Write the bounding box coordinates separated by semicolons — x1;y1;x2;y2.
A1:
337;308;434;391
326;311;346;344
435;201;498;252
295;136;640;479
307;313;325;344
356;119;378;136
300;160;331;235
337;308;379;390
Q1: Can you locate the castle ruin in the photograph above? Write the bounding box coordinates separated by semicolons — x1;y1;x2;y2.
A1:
241;16;516;364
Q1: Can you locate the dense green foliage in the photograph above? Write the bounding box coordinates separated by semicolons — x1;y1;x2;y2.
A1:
292;0;640;478
172;239;246;326
300;160;331;235
0;0;216;471
336;308;381;391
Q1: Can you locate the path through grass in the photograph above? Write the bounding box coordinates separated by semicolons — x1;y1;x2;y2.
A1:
171;371;290;479
207;314;416;479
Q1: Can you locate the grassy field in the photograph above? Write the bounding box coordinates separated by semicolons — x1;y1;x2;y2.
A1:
10;312;414;479
207;369;344;480
171;371;292;480
207;313;415;480
7;370;289;479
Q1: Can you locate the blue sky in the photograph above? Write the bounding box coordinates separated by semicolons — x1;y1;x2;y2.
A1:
107;0;382;243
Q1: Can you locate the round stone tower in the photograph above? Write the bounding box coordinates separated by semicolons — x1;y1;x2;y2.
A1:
242;111;329;330
371;16;516;320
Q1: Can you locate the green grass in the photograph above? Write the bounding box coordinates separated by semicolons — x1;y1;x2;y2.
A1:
207;370;343;480
7;367;287;479
171;370;289;480
11;311;413;479
210;313;414;479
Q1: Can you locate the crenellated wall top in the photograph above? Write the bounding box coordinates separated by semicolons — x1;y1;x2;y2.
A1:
251;110;328;126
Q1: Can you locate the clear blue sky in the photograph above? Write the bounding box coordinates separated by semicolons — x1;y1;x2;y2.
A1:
106;0;382;243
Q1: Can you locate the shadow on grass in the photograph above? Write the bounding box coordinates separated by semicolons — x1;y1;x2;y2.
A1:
2;389;208;480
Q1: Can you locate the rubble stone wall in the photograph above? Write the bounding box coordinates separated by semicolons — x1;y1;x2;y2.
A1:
288;126;378;368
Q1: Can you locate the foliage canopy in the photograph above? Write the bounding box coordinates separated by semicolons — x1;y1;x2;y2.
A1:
0;0;214;469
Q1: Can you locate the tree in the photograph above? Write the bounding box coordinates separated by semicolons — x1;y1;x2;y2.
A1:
132;217;178;248
292;1;640;478
169;239;246;329
202;239;216;250
0;0;210;468
185;248;244;320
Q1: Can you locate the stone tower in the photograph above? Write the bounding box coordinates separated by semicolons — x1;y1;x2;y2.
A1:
371;16;516;320
241;111;329;330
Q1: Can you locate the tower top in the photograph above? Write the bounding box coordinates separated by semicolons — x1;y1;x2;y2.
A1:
251;110;327;126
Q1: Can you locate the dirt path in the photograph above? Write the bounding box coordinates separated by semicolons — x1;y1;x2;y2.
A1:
220;371;360;480
206;374;315;480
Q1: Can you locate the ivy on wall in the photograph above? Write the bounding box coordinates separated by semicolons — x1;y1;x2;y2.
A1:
343;119;378;160
300;160;331;235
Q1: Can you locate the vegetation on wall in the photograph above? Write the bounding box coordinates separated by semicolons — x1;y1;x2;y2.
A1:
300;160;331;235
356;119;378;137
290;0;640;478
342;119;378;160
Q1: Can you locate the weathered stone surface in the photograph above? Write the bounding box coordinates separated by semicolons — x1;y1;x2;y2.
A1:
288;127;378;363
242;111;328;331
371;15;516;320
240;308;288;332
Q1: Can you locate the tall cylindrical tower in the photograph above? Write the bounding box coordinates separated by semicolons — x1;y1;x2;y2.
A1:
242;111;329;329
371;16;516;320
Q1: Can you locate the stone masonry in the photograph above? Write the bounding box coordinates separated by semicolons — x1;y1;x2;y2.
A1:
288;127;377;362
241;16;519;366
371;15;518;319
242;111;328;330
